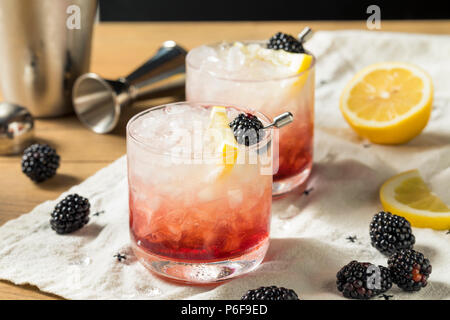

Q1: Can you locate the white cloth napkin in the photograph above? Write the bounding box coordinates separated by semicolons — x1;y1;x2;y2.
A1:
0;30;449;300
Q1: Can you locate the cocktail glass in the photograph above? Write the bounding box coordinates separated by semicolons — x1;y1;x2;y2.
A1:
127;101;273;283
186;41;315;196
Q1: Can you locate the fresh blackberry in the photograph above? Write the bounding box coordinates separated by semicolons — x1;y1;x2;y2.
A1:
267;32;305;53
370;211;415;256
21;143;60;183
388;249;432;292
241;286;299;300
50;194;90;234
229;113;264;146
336;261;392;299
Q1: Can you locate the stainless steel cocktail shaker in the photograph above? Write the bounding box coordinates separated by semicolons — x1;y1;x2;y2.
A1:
0;0;97;117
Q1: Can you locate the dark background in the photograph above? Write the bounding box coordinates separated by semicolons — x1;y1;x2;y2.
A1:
99;0;450;21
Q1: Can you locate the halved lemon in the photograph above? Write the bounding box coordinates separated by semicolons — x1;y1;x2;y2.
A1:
380;170;450;230
340;62;433;144
207;106;238;178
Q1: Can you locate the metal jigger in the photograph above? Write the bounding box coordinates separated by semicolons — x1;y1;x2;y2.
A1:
0;103;34;155
72;41;187;134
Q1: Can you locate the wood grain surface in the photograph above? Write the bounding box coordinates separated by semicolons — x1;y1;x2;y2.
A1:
0;20;449;300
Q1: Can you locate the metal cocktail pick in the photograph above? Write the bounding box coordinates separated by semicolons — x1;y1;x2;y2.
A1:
264;112;294;129
72;41;186;134
298;26;313;43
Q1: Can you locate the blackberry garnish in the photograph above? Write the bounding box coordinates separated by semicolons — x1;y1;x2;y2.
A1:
229;113;264;146
336;261;392;299
267;32;305;53
21;143;60;183
388;249;432;292
370;211;415;256
241;286;299;300
50;194;90;234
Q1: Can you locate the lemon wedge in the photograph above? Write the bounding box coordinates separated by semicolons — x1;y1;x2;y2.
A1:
233;42;312;78
244;43;313;91
380;170;450;230
250;46;314;90
340;62;433;144
207;106;238;178
256;48;312;75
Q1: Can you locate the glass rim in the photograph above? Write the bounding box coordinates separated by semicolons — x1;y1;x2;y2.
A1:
126;101;274;159
186;40;316;82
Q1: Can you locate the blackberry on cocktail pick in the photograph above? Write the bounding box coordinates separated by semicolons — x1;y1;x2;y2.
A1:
388;249;432;292
336;261;392;299
229;111;293;146
229;113;264;146
267;32;305;53
21;143;60;183
370;211;415;256
241;286;299;300
50;194;90;234
267;27;312;54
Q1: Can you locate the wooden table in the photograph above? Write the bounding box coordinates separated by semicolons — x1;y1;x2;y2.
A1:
0;20;449;300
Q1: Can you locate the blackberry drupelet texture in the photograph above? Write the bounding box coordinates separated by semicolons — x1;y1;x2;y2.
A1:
50;194;90;234
241;286;299;300
370;211;415;256
388;249;432;292
267;32;305;53
21;143;60;183
229;113;265;146
336;261;392;299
